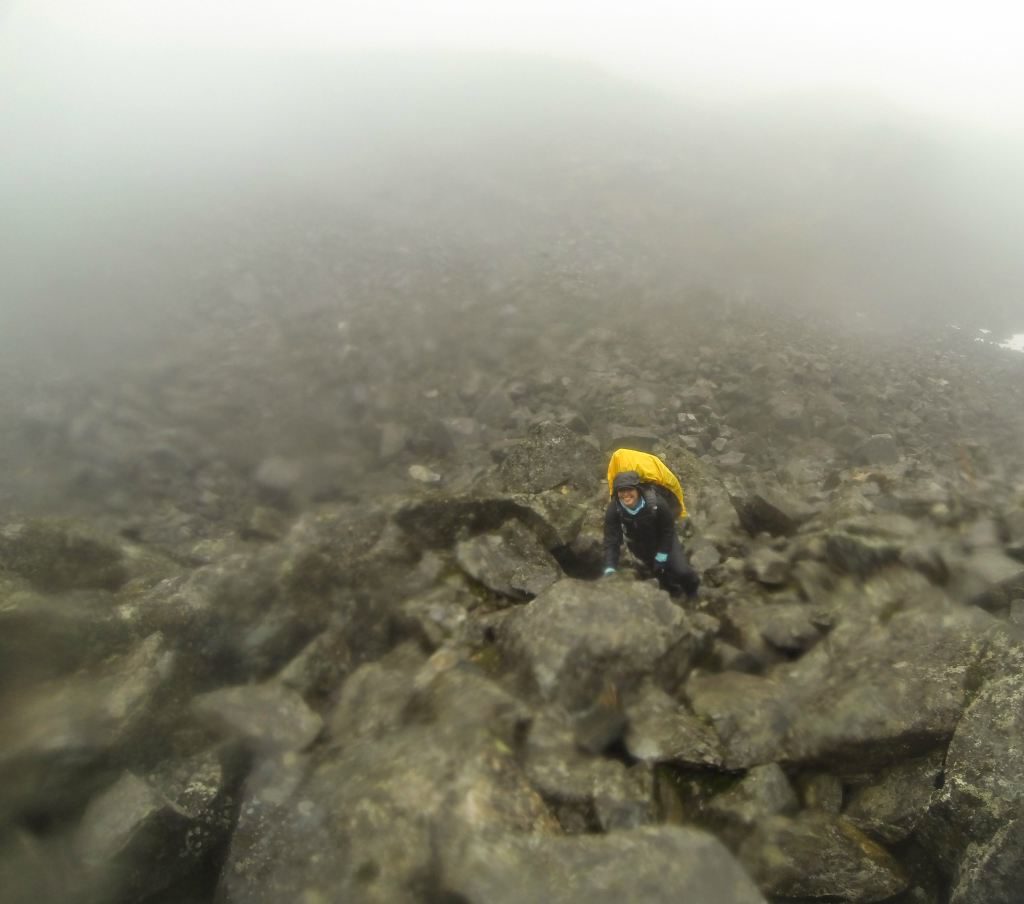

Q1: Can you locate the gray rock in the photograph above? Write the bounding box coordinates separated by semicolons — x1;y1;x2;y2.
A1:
191;683;323;753
706;763;799;831
780;603;998;767
0;519;127;593
624;682;723;768
739;813;908;901
850;433;901;466
723;601;823;660
253;456;304;494
730;484;817;536
845;751;944;844
378;421;410;459
0;633;175;822
274;618;354;702
685;671;791;769
439;824;768;904
499;578;704;711
823;514;919;578
718;449;746;468
74;752;230;902
524;706;653;832
745;546;790;585
218;650;556;904
796;772;844;814
952;548;1024;610
325;644;426;746
407;463;442;483
0;581;135;688
1010;599;1024;627
455;520;561;600
689;539;723;572
949;814;1024;904
603;424;662;451
926;671;1024;871
498;421;603;494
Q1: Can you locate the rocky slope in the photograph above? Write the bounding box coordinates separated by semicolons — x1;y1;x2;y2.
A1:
2;287;1024;904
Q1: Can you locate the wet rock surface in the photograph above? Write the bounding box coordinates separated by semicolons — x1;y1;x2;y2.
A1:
2;287;1024;904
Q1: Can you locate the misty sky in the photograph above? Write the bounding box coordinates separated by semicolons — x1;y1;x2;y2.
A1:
5;0;1024;130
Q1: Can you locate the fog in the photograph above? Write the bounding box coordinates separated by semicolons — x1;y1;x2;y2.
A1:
3;1;1024;377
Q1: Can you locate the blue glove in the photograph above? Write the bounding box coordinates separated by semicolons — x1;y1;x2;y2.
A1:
603;567;616;576
654;552;668;565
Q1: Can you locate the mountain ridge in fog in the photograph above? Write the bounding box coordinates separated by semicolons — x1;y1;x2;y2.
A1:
4;49;1023;375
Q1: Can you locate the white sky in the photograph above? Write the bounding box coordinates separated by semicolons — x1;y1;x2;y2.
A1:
5;0;1024;127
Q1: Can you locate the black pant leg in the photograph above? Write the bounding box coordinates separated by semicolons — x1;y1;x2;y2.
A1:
660;531;700;599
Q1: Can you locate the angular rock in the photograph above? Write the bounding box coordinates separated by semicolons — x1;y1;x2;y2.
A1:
74;752;230;902
705;763;799;832
507;487;591;548
192;682;323;754
525;706;654;833
850;433;901;466
724;601;823;660
624;682;723;768
949;814;1024;904
823;513;919;578
0;582;134;688
796;772;844;814
407;463;442;483
439;824;768;904
845;751;944;844
685;671;792;769
455;520;561;601
217;650;556;904
745;546;790;585
739;813;908;901
274;617;354;703
497;421;603;494
926;670;1024;877
780;603;998;767
730;484;816;536
0;519;127;592
0;632;175;822
325;644;426;746
499;578;705;711
602;424;662;451
395;491;587;551
952;548;1024;610
689;539;722;573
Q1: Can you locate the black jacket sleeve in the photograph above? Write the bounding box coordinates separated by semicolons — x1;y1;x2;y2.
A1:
655;504;675;559
603;501;622;569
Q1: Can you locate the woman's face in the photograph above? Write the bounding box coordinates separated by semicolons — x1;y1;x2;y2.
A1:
616;487;640;507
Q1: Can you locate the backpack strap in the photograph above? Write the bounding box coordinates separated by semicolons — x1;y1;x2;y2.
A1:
640;484;659;514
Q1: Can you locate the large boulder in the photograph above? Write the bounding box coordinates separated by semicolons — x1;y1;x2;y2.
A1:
191;682;323;754
497;421;604;494
924;671;1024;902
73;750;232;903
0;519;128;592
844;750;945;844
780;603;1000;767
499;578;707;711
438;824;768;904
217;648;556;904
0;633;176;823
729;483;817;537
455;520;561;600
624;682;723;768
0;580;135;688
523;705;655;833
738;813;908;902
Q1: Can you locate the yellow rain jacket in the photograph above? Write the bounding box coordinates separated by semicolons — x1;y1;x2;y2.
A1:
607;448;688;519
